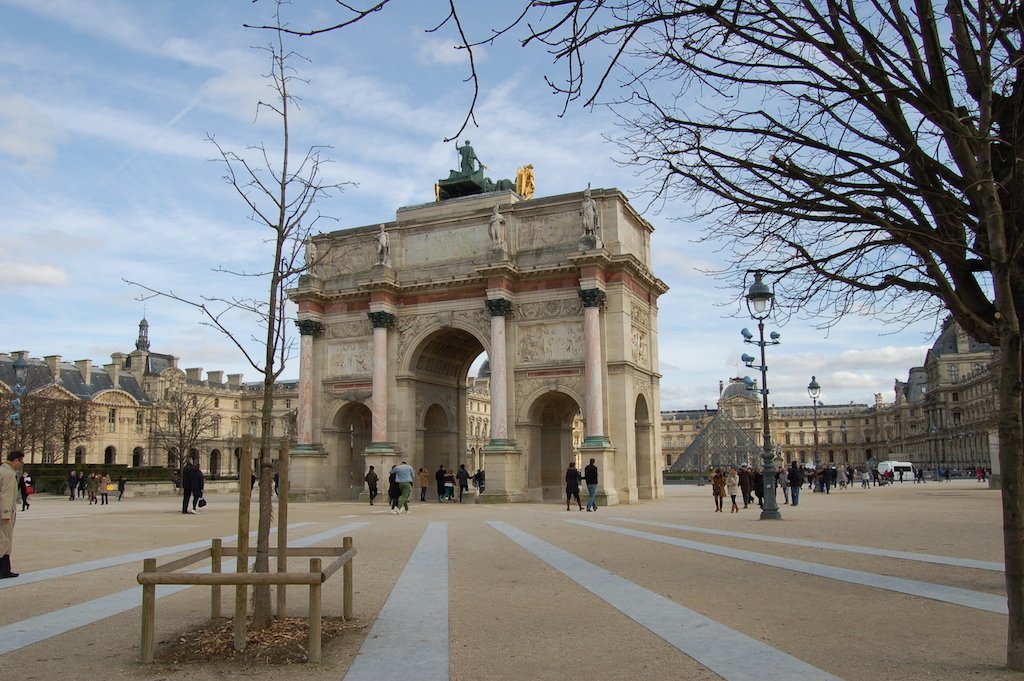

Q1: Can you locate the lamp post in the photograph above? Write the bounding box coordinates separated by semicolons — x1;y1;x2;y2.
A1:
10;352;28;451
740;271;782;520
807;376;821;468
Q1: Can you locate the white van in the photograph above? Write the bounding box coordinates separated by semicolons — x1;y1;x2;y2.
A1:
876;460;916;481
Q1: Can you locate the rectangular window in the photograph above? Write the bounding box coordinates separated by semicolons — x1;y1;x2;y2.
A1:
135;410;144;434
108;408;117;433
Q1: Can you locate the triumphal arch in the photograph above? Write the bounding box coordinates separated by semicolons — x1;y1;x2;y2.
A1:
287;154;668;504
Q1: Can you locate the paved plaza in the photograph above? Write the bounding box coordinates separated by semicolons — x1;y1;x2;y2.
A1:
0;479;1014;680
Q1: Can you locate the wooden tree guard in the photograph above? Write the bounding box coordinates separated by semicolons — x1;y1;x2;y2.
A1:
138;538;355;665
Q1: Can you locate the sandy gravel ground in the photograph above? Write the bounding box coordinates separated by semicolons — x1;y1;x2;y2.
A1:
0;478;1016;681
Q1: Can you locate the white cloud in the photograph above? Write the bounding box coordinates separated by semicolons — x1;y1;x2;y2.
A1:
0;262;69;286
416;37;478;66
0;93;65;167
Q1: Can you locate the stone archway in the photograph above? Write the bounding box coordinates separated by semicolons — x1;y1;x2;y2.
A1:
210;449;221;477
422;404;454;473
635;394;655;499
333;402;372;499
525;391;582;500
104;446;116;465
132;446;145;467
289;185;667;504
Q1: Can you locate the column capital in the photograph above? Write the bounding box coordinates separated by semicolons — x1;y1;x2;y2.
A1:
579;288;607;309
367;311;396;328
295;319;324;336
485;298;514;317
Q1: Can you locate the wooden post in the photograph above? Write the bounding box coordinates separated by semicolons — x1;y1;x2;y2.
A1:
343;536;354;620
235;434;253;652
140;558;156;663
211;538;222;619
276;439;290;617
308;558;322;664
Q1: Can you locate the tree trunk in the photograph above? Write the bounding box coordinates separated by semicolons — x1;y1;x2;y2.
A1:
1002;333;1024;668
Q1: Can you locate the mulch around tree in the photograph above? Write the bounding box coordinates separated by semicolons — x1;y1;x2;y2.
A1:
157;616;367;666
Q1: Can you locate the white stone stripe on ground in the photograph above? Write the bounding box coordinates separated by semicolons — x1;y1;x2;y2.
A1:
612;517;1004;572
0;522;368;656
343;522;448;681
571;519;1007;614
490;521;840;681
0;522;317;591
18;514;89;520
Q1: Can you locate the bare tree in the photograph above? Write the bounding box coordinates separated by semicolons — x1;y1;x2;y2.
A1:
128;3;347;630
149;386;219;475
257;0;1024;667
48;395;97;465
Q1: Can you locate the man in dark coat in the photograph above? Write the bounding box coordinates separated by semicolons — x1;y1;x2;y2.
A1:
435;465;446;502
738;465;753;508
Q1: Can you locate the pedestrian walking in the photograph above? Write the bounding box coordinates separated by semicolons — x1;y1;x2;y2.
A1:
418;467;430;502
711;468;726;512
387;466;400;511
117;475;127;501
392;460;415;515
77;472;87;500
584;458;599;511
1;451;25;578
67;470;78;500
788;462;805;507
99;472;111;505
738;465;752;508
86;473;99;505
456;464;470;502
473;468;486;494
752;467;764;508
443;468;456;501
364;466;379;505
19;469;31;511
435;465;446;502
565;461;583;511
726;467;740;513
777;467;789;505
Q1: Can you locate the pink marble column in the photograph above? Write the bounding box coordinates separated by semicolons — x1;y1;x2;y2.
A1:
579;289;608;444
294;319;323;445
367;311;395;443
485;298;513;442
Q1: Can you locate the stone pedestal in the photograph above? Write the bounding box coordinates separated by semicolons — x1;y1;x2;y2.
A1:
478;442;526;503
287;443;329;502
580;443;619;506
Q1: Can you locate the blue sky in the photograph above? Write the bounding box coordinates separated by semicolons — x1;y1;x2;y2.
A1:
0;0;940;410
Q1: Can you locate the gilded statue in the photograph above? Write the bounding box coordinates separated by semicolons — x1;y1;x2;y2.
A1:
515;164;535;199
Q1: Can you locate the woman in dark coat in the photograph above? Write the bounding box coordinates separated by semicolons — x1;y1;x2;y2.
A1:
565;462;583;511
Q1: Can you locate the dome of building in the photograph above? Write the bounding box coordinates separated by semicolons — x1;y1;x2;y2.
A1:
720;377;756;402
476;359;491;379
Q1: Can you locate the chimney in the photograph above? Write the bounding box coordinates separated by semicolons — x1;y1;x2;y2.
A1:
44;355;62;382
104;362;120;385
207;370;224;385
75;359;92;385
169;356;179;369
185;367;203;382
227;373;243;386
719;380;724;397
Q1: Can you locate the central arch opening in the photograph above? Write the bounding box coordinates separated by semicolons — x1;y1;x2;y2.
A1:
406;326;487;497
526;391;583;499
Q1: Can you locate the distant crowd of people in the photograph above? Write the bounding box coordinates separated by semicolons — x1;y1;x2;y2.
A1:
65;470;127;505
364;463;487;513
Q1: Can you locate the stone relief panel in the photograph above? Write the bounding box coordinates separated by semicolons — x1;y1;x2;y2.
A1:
318;239;376;276
327;340;372;377
516;213;573;250
452;308;490;341
631;326;650;367
397;314;433;366
327;316;372;339
516;298;583;321
514;375;585;417
517;322;584;364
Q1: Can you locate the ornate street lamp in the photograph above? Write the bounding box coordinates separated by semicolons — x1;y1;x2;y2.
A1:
741;271;782;520
808;376;821;468
10;352;28;450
